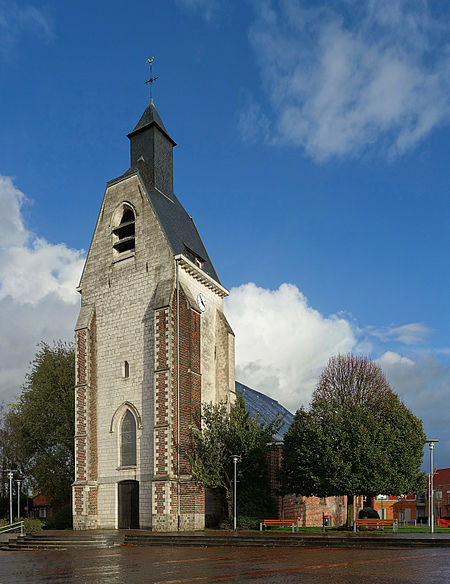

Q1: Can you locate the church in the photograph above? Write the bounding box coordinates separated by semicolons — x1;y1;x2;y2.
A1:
72;94;235;531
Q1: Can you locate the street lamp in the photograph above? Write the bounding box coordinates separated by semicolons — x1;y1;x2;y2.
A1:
7;470;14;524
426;440;438;534
16;479;22;519
231;455;239;531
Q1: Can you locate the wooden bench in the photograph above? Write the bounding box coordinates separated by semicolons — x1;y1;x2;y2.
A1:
353;518;398;532
260;519;299;532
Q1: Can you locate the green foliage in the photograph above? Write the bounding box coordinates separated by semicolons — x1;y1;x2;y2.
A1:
359;507;380;519
219;515;261;530
0;517;44;533
237;482;278;519
280;355;426;511
43;504;73;530
189;394;282;520
23;518;44;533
0;342;75;505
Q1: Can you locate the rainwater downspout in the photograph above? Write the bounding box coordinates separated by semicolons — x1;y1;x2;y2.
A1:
176;258;181;531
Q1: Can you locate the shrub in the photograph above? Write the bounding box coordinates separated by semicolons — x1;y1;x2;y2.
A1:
0;517;43;533
219;518;231;530
43;504;72;530
359;507;380;519
23;518;44;533
219;516;261;530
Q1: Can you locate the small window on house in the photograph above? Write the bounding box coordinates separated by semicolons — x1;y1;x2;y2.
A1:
39;508;47;518
121;410;136;467
113;208;135;254
123;361;130;378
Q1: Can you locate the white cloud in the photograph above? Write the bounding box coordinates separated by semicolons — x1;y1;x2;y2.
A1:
0;2;53;58
370;322;432;345
0;175;28;246
238;92;271;144
225;282;450;465
244;0;450;160
0;175;83;401
378;351;450;467
226;282;357;411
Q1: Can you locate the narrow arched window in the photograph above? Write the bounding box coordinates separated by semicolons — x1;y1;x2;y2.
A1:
121;410;136;466
113;208;135;253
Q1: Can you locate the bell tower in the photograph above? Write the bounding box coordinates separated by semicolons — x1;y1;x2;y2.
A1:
72;78;235;531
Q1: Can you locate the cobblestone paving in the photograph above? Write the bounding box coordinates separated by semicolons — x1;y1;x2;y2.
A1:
0;545;449;583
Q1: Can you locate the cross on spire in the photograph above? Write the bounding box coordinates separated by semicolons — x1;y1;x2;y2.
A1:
145;57;158;104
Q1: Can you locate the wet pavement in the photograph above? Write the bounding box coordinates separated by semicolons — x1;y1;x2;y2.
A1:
1;544;450;583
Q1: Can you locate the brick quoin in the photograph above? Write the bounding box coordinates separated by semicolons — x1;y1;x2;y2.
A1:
169;289;204;518
73;313;98;527
88;316;98;483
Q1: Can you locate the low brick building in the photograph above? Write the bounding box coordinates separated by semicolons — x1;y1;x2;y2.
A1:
267;443;362;527
373;494;418;524
371;468;450;525
428;468;450;520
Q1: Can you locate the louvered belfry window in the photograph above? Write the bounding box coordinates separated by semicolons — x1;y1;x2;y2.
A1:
113;209;135;253
121;410;136;466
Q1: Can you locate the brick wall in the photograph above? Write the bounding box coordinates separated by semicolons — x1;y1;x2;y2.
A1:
267;444;360;527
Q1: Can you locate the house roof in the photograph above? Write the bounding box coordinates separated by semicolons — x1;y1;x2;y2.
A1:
32;494;50;506
434;468;450;486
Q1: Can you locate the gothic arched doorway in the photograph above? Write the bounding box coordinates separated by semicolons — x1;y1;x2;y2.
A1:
118;480;139;529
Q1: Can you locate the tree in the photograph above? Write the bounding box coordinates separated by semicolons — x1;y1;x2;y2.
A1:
0;342;75;506
189;394;283;521
280;354;426;525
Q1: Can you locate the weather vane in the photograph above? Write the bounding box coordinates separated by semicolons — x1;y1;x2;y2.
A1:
145;57;158;104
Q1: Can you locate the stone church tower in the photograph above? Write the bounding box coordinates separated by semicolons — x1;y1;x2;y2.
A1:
72;98;235;531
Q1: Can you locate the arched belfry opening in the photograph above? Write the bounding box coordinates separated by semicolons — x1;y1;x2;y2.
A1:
113;207;135;254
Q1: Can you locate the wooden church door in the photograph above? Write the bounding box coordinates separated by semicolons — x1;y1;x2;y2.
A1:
118;480;139;529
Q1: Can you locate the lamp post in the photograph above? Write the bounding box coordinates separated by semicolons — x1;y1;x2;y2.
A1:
231;455;239;531
16;479;21;519
426;440;438;534
7;471;14;524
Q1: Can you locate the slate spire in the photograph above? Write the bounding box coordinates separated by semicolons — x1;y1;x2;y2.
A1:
127;100;176;195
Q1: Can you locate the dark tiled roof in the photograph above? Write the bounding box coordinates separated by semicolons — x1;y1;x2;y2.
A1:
127;100;176;145
109;160;220;284
147;181;220;283
235;381;294;441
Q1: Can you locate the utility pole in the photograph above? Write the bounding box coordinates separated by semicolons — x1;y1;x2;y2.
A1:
16;479;21;519
7;470;14;524
231;455;239;531
426;440;438;534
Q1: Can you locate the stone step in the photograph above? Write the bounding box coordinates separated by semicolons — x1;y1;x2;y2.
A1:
124;533;450;549
3;533;122;551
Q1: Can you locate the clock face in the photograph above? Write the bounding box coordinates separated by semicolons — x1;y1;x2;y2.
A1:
196;293;207;312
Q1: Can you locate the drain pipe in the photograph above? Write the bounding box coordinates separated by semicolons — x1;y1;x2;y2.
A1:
176;258;181;531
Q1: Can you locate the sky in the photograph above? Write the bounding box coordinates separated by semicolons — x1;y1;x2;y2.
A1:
0;0;448;468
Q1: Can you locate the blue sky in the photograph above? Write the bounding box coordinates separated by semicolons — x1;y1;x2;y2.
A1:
0;0;448;468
